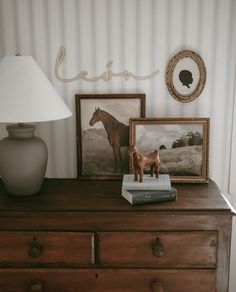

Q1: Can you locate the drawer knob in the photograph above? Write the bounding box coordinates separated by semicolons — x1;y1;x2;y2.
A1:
28;238;43;258
152;237;164;257
151;281;164;292
29;280;44;292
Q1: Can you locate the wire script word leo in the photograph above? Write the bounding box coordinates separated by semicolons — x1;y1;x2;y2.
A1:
55;47;159;82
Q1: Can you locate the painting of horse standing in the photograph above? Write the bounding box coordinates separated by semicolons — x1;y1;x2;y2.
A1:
89;108;129;172
76;94;145;179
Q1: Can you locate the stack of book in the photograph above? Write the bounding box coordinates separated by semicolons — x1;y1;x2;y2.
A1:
121;174;177;205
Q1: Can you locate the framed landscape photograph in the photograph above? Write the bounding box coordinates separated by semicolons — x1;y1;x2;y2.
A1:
76;93;146;180
166;50;206;103
129;118;209;183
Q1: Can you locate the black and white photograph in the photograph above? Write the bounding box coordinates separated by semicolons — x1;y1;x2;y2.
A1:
130;118;209;183
76;94;145;180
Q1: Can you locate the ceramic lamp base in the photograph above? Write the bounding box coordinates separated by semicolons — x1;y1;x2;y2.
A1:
0;124;48;196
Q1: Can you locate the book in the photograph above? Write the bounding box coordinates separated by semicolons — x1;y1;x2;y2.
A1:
122;174;171;191
122;187;177;205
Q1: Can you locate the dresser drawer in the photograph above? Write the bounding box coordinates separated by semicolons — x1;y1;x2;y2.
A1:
99;231;217;267
0;268;216;292
0;231;94;266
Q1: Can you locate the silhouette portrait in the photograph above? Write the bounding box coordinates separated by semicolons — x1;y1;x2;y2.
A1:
179;70;193;89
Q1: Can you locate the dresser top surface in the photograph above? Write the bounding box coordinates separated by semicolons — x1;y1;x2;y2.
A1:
0;179;234;214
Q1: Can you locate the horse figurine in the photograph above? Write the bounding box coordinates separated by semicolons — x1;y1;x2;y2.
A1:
129;145;160;183
89;107;129;172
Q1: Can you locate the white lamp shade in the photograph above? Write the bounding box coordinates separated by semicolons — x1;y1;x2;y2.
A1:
0;56;72;123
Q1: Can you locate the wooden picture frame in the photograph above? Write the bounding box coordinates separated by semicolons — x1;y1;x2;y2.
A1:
129;118;209;183
76;93;146;180
166;50;206;103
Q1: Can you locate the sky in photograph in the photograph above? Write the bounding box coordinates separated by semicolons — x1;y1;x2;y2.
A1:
136;124;203;150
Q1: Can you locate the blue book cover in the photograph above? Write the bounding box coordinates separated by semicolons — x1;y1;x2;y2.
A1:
122;187;177;205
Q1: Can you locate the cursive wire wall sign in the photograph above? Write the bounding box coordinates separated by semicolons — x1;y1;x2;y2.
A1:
55;47;159;82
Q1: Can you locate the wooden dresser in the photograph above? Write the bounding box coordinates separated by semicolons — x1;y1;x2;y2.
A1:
0;179;234;292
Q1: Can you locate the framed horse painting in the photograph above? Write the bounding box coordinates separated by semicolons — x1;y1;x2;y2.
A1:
76;94;146;180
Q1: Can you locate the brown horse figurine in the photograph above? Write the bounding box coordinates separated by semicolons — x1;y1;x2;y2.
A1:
129;145;160;183
89;108;129;172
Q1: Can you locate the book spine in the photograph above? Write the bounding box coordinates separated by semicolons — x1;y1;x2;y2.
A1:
133;193;176;205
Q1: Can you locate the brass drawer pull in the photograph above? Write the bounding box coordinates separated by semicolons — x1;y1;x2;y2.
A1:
28;280;44;292
152;237;164;257
151;281;164;292
28;237;43;258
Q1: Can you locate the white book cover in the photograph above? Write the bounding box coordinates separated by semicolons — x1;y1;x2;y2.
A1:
122;174;171;191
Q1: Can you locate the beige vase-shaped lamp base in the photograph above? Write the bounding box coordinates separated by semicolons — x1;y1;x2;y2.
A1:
0;124;48;196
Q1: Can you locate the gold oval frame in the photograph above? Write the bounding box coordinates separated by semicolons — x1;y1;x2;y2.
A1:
166;50;206;103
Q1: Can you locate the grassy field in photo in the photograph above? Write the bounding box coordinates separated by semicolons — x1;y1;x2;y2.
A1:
158;145;202;176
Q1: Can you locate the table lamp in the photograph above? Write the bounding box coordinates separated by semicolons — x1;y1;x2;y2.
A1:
0;55;72;196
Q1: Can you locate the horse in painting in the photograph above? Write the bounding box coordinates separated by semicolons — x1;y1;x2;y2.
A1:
89;108;129;172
